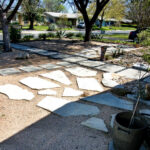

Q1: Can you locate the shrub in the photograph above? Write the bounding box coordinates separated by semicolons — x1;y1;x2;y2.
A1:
143;53;150;64
91;33;103;40
48;23;58;31
65;32;75;38
138;29;150;46
75;33;84;38
92;24;100;30
47;33;56;38
10;26;21;43
23;35;34;41
39;33;47;40
56;30;65;39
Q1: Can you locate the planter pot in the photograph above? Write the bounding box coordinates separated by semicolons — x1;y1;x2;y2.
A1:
112;111;147;150
100;46;108;61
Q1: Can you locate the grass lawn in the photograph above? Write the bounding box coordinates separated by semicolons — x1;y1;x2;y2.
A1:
103;34;129;39
22;25;49;31
100;26;136;31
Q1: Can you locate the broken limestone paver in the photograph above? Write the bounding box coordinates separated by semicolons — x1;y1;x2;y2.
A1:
0;84;34;100
110;114;117;128
37;96;100;117
50;53;70;59
63;88;83;97
78;60;105;67
19;65;42;72
82;92;133;111
0;68;21;76
117;68;148;80
139;109;150;118
63;56;87;63
37;51;58;56
81;117;108;133
133;63;149;71
127;94;150;105
66;66;97;77
56;61;73;67
96;64;125;73
38;89;57;96
102;73;119;88
39;63;61;70
77;77;104;92
41;70;71;85
20;77;60;90
109;141;146;150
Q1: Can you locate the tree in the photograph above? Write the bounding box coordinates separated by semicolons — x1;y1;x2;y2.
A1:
43;0;66;12
22;0;44;30
0;0;23;52
88;0;125;28
127;0;150;28
65;0;110;42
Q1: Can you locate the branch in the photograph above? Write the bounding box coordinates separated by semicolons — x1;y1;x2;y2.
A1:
4;0;14;13
7;0;23;23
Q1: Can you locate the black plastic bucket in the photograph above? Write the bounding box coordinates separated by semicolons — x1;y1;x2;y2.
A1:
112;111;147;150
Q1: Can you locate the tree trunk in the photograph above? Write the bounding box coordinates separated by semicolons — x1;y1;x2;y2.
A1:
84;24;92;42
1;14;11;52
29;19;34;30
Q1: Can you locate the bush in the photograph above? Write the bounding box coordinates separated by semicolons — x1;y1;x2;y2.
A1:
143;53;150;64
10;26;21;43
56;30;65;39
47;33;56;38
39;33;47;40
48;23;58;31
23;35;34;41
65;32;75;38
91;33;103;40
92;24;100;30
138;29;150;46
75;33;84;38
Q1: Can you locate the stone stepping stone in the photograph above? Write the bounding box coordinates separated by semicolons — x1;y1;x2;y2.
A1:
63;56;87;63
37;51;58;56
0;84;34;100
139;109;150;118
81;117;108;133
20;77;60;90
56;61;76;67
133;63;149;71
0;68;21;76
77;77;104;92
127;94;150;105
78;60;105;67
66;66;97;77
109;141;146;150
102;73;119;88
96;64;125;73
82;92;133;111
41;70;71;85
11;44;30;52
117;68;148;79
19;65;42;72
50;53;70;59
38;89;57;96
39;63;61;70
63;88;83;97
37;96;100;117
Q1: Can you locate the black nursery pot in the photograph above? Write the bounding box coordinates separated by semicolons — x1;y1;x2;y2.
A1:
112;111;147;150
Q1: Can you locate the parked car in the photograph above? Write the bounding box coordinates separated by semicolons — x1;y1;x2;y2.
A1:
128;27;148;42
77;22;85;29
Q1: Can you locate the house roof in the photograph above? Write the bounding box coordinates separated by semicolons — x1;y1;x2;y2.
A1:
45;12;79;19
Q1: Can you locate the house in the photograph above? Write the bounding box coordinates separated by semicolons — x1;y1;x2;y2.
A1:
44;12;79;26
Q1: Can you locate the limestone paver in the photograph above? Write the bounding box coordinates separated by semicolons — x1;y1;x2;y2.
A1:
133;63;149;71
41;70;71;85
117;68;148;79
139;109;150;118
82;92;133;111
96;64;125;73
39;63;61;70
0;68;21;76
144;76;150;83
38;89;57;96
81;117;108;133
63;57;87;63
19;65;42;72
66;67;97;77
0;84;34;100
20;77;60;90
78;60;105;67
37;96;100;117
77;78;104;92
63;88;83;97
56;61;73;67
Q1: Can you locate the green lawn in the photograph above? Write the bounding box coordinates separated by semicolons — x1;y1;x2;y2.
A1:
22;25;49;31
103;34;129;39
101;26;136;31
